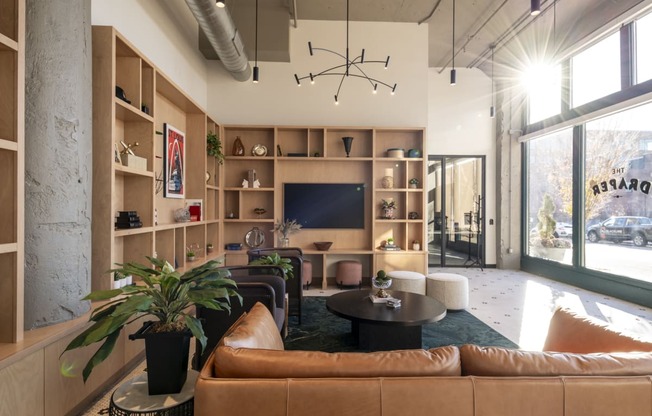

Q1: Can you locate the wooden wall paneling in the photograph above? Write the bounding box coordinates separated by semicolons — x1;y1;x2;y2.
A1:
186;223;206;260
223;190;239;219
174;227;185;269
206;222;219;257
141;61;154;117
0;350;44;416
45;328;127;416
185;113;207;201
375;251;427;274
307;128;324;157
121;173;154;226
154;228;175;263
205;189;218;220
0;49;16;142
115;55;141;112
276;127;307;156
0;0;17;41
121;232;154;267
0;149;16;245
0;252;16;342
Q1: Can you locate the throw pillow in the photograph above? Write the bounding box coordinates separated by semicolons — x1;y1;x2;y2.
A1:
220;302;285;351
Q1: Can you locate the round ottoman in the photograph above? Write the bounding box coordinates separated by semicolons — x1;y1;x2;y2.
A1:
426;273;469;310
386;271;426;295
336;260;362;289
302;260;312;290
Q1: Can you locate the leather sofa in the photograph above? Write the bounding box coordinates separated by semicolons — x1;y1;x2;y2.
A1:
195;304;652;416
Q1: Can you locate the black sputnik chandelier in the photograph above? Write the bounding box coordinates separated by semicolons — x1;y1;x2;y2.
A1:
293;0;397;105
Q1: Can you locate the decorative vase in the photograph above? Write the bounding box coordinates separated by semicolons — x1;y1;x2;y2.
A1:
187;255;195;262
382;176;394;189
342;136;353;157
279;236;290;248
372;277;392;298
129;322;192;395
412;242;421;251
382;207;395;219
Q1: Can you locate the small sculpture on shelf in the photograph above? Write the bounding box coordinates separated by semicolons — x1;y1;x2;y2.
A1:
254;207;267;218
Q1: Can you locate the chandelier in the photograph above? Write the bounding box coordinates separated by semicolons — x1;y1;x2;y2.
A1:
293;0;397;105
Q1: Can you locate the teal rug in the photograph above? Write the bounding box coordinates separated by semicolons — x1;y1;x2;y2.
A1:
285;296;518;351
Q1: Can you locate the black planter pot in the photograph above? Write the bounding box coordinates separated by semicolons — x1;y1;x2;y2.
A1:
129;322;192;395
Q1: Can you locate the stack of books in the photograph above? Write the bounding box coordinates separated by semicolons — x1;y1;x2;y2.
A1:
381;243;401;251
115;211;142;229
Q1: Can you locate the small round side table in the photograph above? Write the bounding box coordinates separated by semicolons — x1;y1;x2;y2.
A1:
109;370;198;416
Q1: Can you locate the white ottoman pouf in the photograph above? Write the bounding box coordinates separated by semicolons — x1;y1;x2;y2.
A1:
386;271;426;295
426;273;469;310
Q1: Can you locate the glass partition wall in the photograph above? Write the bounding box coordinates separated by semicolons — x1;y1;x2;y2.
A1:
428;156;485;267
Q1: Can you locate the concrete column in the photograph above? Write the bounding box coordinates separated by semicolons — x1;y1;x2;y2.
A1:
24;0;92;328
495;79;522;270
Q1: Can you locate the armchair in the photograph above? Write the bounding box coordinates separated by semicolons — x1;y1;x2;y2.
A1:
247;247;304;324
194;265;286;370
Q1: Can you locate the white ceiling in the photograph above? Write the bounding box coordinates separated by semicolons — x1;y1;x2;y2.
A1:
165;0;650;74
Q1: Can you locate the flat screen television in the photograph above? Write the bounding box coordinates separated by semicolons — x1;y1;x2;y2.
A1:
283;183;366;229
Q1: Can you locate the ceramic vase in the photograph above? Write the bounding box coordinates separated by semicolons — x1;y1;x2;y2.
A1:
342;136;353;157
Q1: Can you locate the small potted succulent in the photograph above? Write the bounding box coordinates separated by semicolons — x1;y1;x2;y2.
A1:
186;246;196;262
206;242;214;254
409;178;419;189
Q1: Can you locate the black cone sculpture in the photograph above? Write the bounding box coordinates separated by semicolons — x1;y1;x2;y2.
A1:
342;136;353;157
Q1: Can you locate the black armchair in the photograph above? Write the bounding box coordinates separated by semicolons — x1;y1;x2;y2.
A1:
247;247;304;324
194;265;286;370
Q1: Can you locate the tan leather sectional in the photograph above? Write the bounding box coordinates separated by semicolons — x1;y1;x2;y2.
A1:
195;304;652;416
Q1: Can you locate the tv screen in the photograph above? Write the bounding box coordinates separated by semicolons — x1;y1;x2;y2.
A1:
283;183;365;229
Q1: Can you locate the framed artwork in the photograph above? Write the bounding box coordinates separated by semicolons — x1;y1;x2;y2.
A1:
164;123;185;198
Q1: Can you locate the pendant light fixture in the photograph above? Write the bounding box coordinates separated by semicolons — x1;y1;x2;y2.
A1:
530;0;541;16
450;0;456;86
252;0;259;83
489;45;495;118
293;0;397;104
216;1;225;8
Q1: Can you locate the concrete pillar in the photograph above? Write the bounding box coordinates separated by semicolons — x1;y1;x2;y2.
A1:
24;0;92;328
495;79;522;270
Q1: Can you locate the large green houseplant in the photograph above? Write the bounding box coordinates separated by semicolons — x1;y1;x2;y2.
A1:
60;257;239;392
530;194;571;261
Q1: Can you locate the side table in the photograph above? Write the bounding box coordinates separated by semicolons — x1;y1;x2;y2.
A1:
109;370;198;416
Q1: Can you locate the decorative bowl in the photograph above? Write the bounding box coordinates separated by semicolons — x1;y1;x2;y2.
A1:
313;241;333;251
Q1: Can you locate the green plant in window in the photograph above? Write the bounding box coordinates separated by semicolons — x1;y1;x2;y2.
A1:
531;194;571;249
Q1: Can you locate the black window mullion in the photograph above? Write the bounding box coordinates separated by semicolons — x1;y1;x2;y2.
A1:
572;124;585;267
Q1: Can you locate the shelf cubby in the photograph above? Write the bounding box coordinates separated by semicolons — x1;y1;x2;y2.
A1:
324;128;373;158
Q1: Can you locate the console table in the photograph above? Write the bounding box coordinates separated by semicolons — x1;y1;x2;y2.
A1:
109;370;198;416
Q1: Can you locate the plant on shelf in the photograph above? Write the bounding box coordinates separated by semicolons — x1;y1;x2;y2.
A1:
59;257;239;392
206;131;224;165
249;252;294;280
409;178;419;188
186;245;197;261
273;218;302;247
206;242;214;253
381;198;396;219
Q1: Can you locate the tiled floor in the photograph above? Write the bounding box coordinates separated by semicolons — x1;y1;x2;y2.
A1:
306;268;652;350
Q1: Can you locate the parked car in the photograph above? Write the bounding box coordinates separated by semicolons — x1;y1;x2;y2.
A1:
586;216;652;247
529;221;573;238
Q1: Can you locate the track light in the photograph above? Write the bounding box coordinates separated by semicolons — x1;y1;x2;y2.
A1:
530;0;541;16
253;66;259;83
451;0;456;86
252;0;259;83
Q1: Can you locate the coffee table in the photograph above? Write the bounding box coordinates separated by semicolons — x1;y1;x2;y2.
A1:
325;290;447;351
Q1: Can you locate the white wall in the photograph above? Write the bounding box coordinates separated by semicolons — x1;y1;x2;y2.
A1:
207;20;429;127
428;68;497;264
91;0;209;108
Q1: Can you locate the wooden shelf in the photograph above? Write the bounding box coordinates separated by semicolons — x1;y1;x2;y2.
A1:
114;164;154;177
0;242;17;254
114;226;154;237
0;32;17;51
115;98;153;122
0;138;18;151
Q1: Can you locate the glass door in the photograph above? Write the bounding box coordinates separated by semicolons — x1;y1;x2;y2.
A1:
427;156;485;267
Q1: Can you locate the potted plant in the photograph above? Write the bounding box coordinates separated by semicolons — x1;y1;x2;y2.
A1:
381;199;396;219
206;131;224;165
529;193;572;261
186;246;196;262
206;242;214;254
60;257;239;395
113;271;126;289
272;218;302;248
409;178;419;189
249;252;294;280
372;270;392;298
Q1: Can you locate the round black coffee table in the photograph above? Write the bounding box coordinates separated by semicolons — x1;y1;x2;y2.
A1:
326;290;447;351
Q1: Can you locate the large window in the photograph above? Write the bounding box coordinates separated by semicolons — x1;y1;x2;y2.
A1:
526;129;573;265
637;12;652;84
571;32;621;108
584;103;652;283
526;64;562;123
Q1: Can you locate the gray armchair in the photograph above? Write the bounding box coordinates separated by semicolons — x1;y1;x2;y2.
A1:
194;265;286;370
247;247;304;324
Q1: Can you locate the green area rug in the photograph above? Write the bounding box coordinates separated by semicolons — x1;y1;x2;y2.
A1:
285;296;518;351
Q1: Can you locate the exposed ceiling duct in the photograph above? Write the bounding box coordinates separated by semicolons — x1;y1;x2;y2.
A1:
184;0;251;82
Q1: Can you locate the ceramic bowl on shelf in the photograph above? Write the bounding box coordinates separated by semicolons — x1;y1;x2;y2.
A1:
313;241;333;251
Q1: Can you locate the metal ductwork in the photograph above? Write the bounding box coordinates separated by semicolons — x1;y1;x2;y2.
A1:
185;0;251;82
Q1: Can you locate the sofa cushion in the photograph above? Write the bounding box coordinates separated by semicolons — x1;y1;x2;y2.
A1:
214;346;461;378
219;302;285;351
543;307;652;353
460;344;652;376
